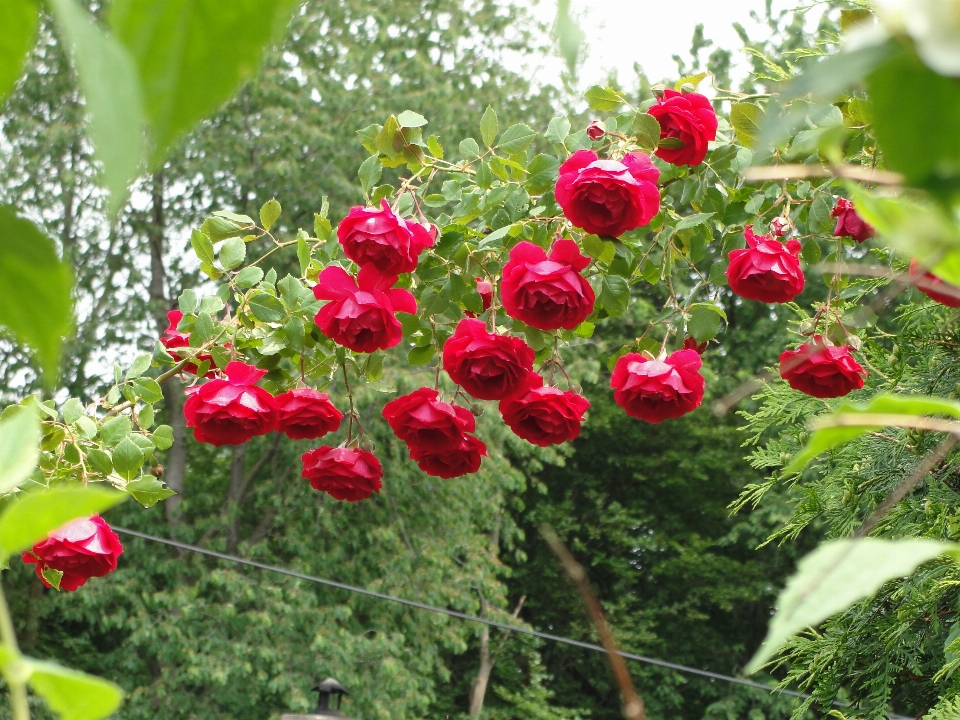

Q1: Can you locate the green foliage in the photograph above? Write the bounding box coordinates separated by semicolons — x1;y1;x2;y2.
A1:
0;0;39;105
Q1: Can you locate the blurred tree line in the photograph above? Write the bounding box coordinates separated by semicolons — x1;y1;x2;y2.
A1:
0;1;838;718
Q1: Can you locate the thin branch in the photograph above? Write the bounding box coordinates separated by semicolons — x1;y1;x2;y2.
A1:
743;164;903;186
811;413;960;436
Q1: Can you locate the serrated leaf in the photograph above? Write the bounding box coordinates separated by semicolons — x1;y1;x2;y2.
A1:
124;353;151;380
584;85;623;112
730;103;765;150
200;216;246;242
152;424;173;451
125;476;175;508
111;436;144;480
297;236;310;275
86;448;113;475
314;212;332;242
132;377;163;403
358;155;382;193
545;116;571;146
27;657;124;720
675;212;714;231
459;138;481;159
480;105;498;147
688;303;726;343
632;113;661;150
190;229;215;264
259;198;281;231
234;266;264;288
219;236;246;271
99;416;131;448
498;123;536;154
62;398;84;425
599;275;630;316
249;293;286;323
407;344;435;365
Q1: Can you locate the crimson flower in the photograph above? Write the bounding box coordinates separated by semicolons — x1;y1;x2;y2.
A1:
313;264;416;353
554;149;661;237
831;198;874;243
500;240;595;331
726;225;804;303
586;120;606;140
411;435;487;479
183;361;278;446
337;199;435;274
22;515;123;591
499;373;590;447
302;446;383;501
160;310;215;377
443;319;535;401
275;388;343;440
647;89;718;167
780;337;866;398
382;387;476;454
910;259;960;308
610;349;705;423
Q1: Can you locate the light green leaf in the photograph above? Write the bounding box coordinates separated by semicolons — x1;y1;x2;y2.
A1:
249;293;286;323
459;137;481;159
674;72;708;90
111;436;144;480
234;266;264;288
99;416;132;448
554;0;584;74
137;404;154;430
687;303;726;343
213;210;254;225
358;155;382;194
49;0;145;216
730;102;764;150
480;105;498;147
124;353;151;380
296;236;310;275
259;198;281;231
0;486;126;557
110;0;297;166
152;424;173;451
584;85;623;112
745;538;954;674
0;206;74;382
61;398;84;425
132;377;163;404
0;410;40;494
407;344;435;365
86;448;113;476
125;476;175;508
200;216;246;242
545;116;571;146
632;113;661;150
27;657;123;720
675;212;714;231
0;0;40;105
497;123;536;154
219;237;246;271
397;109;427;128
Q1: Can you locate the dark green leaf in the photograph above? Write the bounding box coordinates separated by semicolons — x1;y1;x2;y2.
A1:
0;0;40;105
112;436;144;480
407;344;435;365
800;239;822;264
86;449;113;476
688;303;726;343
498;124;536;154
599;275;630;316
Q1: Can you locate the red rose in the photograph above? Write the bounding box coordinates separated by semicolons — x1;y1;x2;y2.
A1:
726;225;804;303
477;278;493;311
780;336;866;399
302;446;383;502
500;240;596;331
411;435;487;479
160;310;215;377
22;515;122;591
499;373;590;447
910;259;960;308
275;388;344;440
337;199;435;275
183;361;278;446
646;89;718;167
831;198;874;243
313;264;416;353
682;337;708;354
382;387;476;453
610;349;705;423
586;120;606;140
554;149;661;237
442;319;535;401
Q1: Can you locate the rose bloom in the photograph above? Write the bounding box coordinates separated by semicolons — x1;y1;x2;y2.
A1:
499;373;590;447
411;435;487;479
302;446;383;502
183;361;278;446
726;225;804;303
554;149;661;237
337;199;436;275
647;89;718;167
22;515;123;591
831;198;874;243
780;336;867;399
910;259;960;308
160;310;215;376
382;387;476;454
500;240;596;331
610;349;705;424
443;319;535;401
275;388;344;440
313;264;416;353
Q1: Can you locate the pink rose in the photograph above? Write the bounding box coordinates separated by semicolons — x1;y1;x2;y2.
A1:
831;198;874;243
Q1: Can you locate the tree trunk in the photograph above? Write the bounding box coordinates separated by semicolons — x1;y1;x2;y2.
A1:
469;605;494;717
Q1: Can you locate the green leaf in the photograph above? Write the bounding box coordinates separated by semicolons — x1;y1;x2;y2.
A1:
800;239;822;265
109;0;297;166
397;109;427;128
675;212;714;231
249;293;285;323
314;212;332;242
219;237;246;271
744;538;954;674
584;85;623;112
86;449;113;476
125;476;175;508
632;113;661;150
259;198;281;231
730;102;764;150
599;275;630;316
786;394;960;474
191;311;213;345
786;41;894;102
407;344;436;365
358;155;382;194
27;657;123;720
234;266;264;288
62;398;84;425
480;105;498;147
0;486;126;557
111;436;144;480
189;229;215;264
0;410;40;494
0;0;40;105
0;206;74;382
49;0;145;216
497;124;536;154
178;288;198;314
99;416;132;448
124;353;151;381
132;377;163;403
152;425;173;451
525;154;561;195
200;216;246;242
674;72;708;90
688;303;726;343
297;236;310;275
459;138;481;159
554;0;584;74
545;116;571;146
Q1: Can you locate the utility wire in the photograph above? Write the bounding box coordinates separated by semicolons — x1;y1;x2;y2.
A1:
114;527;910;720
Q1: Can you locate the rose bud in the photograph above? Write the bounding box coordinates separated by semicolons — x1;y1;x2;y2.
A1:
302;446;383;502
476;278;493;311
726;225;804;304
646;89;718;167
22;515;123;591
313;264;416;353
443;319;535;401
500;240;596;331
611;349;705;423
382;387;475;454
831;198;874;243
275;388;344;440
586;119;606;140
554;149;661;237
160;309;216;377
910;259;960;307
770;216;790;236
183;361;279;446
779;336;867;399
499;373;590;447
337;199;436;275
411;434;487;479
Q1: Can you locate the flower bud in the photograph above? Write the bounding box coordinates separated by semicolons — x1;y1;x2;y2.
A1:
798;320;815;335
770;216;790;236
470;403;483;417
651;83;667;99
847;335;862;351
359;436;376;452
679;82;696;95
586;120;606;140
570;384;583;395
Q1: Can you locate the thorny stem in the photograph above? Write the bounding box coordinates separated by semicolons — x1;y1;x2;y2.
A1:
0;580;29;720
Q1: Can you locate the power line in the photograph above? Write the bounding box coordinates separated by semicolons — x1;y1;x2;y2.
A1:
114;527;911;720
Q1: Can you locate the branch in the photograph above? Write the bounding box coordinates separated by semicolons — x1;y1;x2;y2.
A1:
811;413;960;436
743;164;903;186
